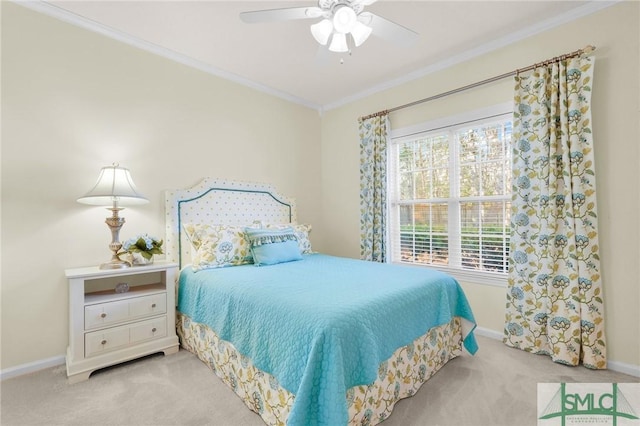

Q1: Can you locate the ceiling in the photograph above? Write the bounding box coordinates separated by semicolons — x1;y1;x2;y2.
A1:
35;1;607;111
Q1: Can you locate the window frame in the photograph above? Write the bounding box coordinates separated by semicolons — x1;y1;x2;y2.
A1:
388;102;513;287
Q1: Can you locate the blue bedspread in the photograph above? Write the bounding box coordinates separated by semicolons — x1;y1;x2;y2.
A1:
178;254;477;425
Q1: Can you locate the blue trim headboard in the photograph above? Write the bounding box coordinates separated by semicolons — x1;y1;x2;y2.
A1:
165;178;297;269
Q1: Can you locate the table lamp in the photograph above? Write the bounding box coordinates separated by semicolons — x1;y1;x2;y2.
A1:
77;163;149;269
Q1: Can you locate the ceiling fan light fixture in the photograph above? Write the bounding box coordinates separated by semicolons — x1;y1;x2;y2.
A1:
310;19;333;45
351;21;372;47
328;32;349;52
241;2;419;57
332;5;357;34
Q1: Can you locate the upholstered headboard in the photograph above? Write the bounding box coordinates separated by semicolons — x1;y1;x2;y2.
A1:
165;178;297;268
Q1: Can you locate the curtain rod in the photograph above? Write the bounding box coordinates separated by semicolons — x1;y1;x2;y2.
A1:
360;45;596;121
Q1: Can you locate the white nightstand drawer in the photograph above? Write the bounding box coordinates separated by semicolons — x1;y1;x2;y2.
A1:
129;294;166;319
85;293;167;330
130;317;167;344
85;316;167;357
85;326;131;357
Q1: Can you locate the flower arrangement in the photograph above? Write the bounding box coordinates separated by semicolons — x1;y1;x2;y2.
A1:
120;234;163;261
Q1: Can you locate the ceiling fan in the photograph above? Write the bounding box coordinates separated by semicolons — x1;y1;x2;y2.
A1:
240;0;419;53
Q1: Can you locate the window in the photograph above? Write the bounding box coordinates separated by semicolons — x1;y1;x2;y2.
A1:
389;105;512;285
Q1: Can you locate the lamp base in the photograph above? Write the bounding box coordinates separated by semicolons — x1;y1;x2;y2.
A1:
99;259;130;270
99;204;130;270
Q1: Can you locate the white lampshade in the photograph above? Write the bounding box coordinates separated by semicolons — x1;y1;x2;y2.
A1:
332;5;357;34
310;19;333;45
351;21;372;47
77;164;148;206
329;33;349;52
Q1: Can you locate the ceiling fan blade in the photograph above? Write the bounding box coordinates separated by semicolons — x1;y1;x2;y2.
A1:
240;7;323;23
360;0;378;5
362;12;419;47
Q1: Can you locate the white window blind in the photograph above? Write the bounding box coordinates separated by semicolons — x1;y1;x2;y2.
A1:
389;106;512;283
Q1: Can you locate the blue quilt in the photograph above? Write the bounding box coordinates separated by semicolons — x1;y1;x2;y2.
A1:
178;254;477;425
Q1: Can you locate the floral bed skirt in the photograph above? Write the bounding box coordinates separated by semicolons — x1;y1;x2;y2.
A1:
176;313;463;426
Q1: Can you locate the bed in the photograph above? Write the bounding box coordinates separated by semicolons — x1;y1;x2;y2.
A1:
165;178;478;426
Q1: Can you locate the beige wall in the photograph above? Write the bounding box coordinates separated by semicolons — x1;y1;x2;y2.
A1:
320;2;639;368
1;3;321;369
2;1;638;373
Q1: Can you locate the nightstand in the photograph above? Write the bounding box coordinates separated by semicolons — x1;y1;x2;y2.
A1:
65;261;179;383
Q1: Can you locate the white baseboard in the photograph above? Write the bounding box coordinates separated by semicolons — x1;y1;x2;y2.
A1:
607;360;640;378
474;326;640;378
0;355;65;381
474;326;504;341
2;328;639;380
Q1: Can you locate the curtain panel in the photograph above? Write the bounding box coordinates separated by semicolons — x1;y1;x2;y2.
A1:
504;56;606;369
359;114;390;262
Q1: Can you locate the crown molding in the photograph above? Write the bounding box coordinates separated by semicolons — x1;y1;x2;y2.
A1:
12;0;619;114
321;0;621;112
12;0;323;112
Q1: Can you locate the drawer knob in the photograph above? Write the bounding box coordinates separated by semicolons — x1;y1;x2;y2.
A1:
151;327;157;333
100;313;107;318
101;339;107;345
151;303;157;308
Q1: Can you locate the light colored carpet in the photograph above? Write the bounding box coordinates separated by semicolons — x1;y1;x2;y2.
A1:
1;336;637;426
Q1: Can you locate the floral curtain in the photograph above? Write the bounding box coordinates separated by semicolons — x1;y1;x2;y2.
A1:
359;113;390;262
504;56;606;369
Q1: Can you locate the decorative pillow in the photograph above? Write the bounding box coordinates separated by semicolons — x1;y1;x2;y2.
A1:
183;223;252;271
244;227;302;266
264;223;314;254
